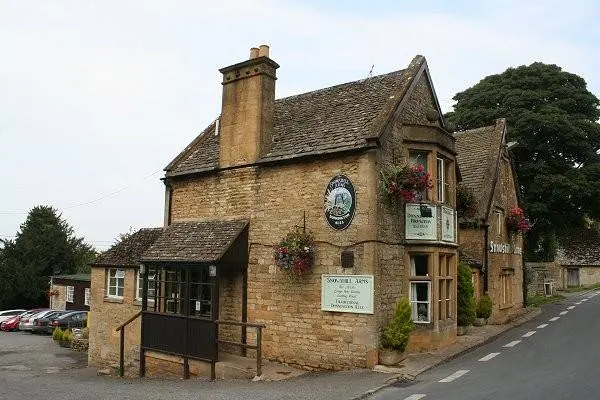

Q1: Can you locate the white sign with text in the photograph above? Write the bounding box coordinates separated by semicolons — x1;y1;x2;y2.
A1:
441;206;456;242
405;204;437;240
321;274;374;314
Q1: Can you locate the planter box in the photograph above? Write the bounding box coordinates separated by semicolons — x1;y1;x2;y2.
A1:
457;325;469;336
378;348;406;366
58;340;72;348
473;318;487;327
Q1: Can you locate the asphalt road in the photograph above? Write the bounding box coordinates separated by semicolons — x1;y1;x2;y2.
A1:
372;290;600;400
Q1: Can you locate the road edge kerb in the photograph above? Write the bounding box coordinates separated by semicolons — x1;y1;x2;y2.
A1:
352;307;541;400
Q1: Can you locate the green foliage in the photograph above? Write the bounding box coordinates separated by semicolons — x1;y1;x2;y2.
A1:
526;294;565;307
445;62;600;260
53;327;64;341
380;297;414;352
61;329;73;342
456;184;478;218
0;206;97;309
457;263;476;327
476;294;493;319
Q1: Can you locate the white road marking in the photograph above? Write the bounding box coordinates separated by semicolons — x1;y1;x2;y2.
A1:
576;301;583;305
404;395;427;400
537;324;549;329
559;311;568;315
439;370;470;383
479;352;500;362
568;306;575;309
582;299;589;302
522;331;536;338
503;340;521;348
549;317;560;321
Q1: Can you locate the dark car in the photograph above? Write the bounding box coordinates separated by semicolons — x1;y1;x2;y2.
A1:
32;310;70;334
49;311;87;330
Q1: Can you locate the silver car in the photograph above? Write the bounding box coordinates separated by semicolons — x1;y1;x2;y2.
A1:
18;310;53;331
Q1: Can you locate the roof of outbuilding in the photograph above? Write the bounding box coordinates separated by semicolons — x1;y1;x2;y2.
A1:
141;220;248;263
556;228;600;266
92;228;163;267
454;119;506;220
52;273;91;282
164;55;437;178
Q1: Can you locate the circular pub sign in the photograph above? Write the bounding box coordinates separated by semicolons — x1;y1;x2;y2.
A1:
324;175;356;230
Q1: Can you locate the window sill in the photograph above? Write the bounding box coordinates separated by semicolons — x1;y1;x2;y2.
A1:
132;299;155;307
103;296;124;304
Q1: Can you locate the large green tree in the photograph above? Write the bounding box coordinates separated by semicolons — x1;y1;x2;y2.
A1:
445;63;600;261
0;206;97;308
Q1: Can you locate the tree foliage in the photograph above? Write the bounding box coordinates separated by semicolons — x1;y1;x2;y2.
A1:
446;62;600;260
0;206;97;308
457;263;476;327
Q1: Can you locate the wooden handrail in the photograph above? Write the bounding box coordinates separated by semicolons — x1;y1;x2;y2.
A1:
115;311;142;377
215;320;265;377
115;311;142;332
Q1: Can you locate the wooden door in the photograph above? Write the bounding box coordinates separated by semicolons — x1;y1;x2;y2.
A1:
567;268;580;287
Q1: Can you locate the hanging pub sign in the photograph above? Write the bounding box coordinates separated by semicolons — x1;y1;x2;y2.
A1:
405;203;437;240
324;175;356;230
441;206;456;242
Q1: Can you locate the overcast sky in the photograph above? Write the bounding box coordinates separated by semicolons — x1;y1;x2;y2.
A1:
1;0;599;251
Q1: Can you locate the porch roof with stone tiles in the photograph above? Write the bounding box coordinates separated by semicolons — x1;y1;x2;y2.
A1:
92;227;163;267
165;68;413;178
454;119;506;221
556;228;600;266
140;220;248;264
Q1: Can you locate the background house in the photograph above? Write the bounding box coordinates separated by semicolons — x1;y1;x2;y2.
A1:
455;118;524;323
556;228;600;288
50;274;91;311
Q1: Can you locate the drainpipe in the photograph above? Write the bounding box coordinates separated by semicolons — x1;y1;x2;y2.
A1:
484;225;489;293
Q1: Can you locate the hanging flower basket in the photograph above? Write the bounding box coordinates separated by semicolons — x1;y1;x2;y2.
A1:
273;230;316;276
506;207;531;234
48;289;60;297
380;163;432;203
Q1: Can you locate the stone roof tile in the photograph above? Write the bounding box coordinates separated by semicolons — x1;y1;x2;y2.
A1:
93;228;163;267
141;220;248;263
556;229;600;266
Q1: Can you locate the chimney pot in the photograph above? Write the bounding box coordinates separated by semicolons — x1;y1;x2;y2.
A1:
258;44;270;58
249;47;259;59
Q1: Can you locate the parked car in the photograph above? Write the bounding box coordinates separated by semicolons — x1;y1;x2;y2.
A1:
0;309;27;323
0;311;29;331
32;310;70;334
18;309;52;332
49;311;88;330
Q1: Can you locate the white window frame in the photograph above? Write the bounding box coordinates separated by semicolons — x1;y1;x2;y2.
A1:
136;269;156;301
437;157;445;203
410;281;431;323
495;210;503;236
84;288;90;306
107;268;125;298
66;286;74;303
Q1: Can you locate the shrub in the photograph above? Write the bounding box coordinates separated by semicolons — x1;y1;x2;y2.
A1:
61;329;73;342
476;294;493;320
457;263;476;327
380;297;414;352
52;327;63;341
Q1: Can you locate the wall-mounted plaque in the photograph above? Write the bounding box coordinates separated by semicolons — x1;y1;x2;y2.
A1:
324;175;356;230
441;206;456;242
405;203;437;240
321;274;374;314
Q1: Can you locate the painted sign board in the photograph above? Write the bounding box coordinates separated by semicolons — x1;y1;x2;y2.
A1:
441;206;456;242
324;175;356;230
405;204;437;240
321;274;374;314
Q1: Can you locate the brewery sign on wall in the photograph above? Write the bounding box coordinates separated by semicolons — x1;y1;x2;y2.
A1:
321;274;374;314
405;203;437;240
324;175;356;230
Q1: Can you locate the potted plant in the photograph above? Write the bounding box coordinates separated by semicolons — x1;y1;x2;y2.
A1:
474;294;493;326
273;230;316;276
506;207;531;235
380;163;433;203
457;263;476;335
379;297;414;366
59;329;73;348
52;327;63;343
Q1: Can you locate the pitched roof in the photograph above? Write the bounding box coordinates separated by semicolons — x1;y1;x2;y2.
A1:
459;251;483;268
141;220;248;263
93;228;162;267
164;55;436;178
454;119;506;220
556;228;600;266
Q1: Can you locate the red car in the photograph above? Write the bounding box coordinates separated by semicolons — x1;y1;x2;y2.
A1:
0;309;42;332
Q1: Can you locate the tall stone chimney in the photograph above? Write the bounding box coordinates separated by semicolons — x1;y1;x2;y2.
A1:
218;45;279;167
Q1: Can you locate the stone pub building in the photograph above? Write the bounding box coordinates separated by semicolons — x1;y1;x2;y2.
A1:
88;45;459;376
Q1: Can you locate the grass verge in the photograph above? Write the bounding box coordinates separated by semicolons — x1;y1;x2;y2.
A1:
561;283;600;293
526;294;566;307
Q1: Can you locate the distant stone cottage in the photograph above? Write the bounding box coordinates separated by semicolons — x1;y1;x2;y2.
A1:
89;45;460;376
